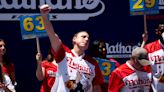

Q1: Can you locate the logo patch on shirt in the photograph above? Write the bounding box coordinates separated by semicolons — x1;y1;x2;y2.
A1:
47;70;56;77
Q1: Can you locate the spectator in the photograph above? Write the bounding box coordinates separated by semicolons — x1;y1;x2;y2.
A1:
36;49;58;92
144;22;164;92
0;39;16;86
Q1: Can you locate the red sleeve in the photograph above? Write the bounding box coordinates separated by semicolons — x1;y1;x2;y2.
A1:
144;40;161;53
51;44;68;63
6;63;15;75
144;44;150;53
87;57;104;85
108;69;124;92
6;63;15;84
84;56;104;85
109;58;120;67
41;61;47;68
93;61;104;85
143;65;152;73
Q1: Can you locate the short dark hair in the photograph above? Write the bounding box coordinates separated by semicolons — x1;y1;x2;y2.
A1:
0;39;11;65
46;49;54;62
89;40;106;58
0;39;4;42
72;30;89;45
73;30;88;37
158;21;164;25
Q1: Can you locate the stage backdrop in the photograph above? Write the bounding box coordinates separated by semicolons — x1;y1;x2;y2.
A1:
0;0;164;92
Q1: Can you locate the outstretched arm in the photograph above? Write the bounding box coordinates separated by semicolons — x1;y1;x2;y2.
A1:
40;4;62;53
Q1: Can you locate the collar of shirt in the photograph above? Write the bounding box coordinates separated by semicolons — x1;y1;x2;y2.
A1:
71;49;85;61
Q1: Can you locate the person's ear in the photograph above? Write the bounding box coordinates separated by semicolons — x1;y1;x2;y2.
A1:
72;36;76;44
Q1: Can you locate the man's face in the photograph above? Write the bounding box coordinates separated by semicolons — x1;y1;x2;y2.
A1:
73;32;90;50
157;24;164;34
156;24;164;43
133;57;145;70
0;41;6;56
137;54;150;66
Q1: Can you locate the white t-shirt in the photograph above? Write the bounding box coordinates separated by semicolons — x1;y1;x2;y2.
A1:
0;74;15;92
51;44;104;92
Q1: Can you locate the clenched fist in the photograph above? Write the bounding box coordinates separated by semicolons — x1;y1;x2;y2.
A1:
36;53;42;62
65;80;75;90
39;4;51;15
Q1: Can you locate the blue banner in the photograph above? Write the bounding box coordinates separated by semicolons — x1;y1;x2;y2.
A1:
20;15;47;40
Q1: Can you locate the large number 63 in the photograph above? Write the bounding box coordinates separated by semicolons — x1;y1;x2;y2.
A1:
23;16;44;32
133;0;155;9
101;62;111;76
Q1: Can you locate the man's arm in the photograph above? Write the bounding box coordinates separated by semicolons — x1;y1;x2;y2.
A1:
40;4;62;53
91;58;104;92
108;70;123;92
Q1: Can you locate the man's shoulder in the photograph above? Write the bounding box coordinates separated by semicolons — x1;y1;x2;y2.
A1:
114;63;127;72
144;40;161;53
112;63;135;78
83;55;98;66
145;40;159;47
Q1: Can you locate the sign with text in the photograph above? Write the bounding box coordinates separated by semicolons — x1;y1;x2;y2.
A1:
94;57;116;83
0;0;105;21
20;15;47;40
129;0;159;15
105;42;140;58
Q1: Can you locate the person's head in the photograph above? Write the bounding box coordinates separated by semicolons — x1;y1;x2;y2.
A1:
156;22;164;44
46;49;54;62
72;31;90;51
130;47;151;70
90;40;106;58
0;39;6;56
0;39;11;65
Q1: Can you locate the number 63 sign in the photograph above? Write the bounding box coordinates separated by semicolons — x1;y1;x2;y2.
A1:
20;15;47;40
129;0;159;15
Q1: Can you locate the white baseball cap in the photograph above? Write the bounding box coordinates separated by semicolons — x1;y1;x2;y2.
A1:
132;47;152;66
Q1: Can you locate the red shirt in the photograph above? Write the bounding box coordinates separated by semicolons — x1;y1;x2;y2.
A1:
40;60;57;92
2;63;15;84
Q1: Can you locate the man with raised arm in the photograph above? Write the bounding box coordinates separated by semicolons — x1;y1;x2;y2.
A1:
40;4;104;92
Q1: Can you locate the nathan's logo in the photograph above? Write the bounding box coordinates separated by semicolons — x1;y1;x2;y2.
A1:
125;78;151;88
0;0;105;21
106;42;140;58
159;0;164;9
